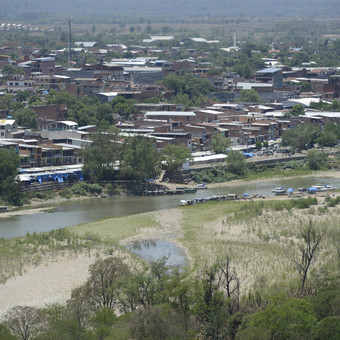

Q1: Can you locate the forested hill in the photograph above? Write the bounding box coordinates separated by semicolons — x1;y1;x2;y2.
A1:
1;0;340;21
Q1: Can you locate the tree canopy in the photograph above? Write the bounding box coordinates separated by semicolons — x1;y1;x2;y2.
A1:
238;89;261;103
160;143;192;173
210;134;231;154
0;148;22;206
282;124;320;150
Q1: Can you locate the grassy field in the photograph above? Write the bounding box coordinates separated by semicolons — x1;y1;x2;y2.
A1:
66;196;339;295
1;195;339;298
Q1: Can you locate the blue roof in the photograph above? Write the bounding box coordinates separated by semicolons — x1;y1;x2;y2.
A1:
256;67;282;74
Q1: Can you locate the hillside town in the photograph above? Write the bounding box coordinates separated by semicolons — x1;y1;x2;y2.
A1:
1;4;340;338
1;24;340;185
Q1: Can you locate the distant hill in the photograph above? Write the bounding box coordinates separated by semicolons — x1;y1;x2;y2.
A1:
1;0;340;21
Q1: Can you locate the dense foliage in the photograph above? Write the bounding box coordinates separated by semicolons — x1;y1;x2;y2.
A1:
1;253;338;339
0;148;22;206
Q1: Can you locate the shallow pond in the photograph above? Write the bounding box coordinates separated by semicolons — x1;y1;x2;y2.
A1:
125;239;189;271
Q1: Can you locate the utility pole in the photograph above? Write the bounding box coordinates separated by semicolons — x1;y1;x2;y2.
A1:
68;18;72;63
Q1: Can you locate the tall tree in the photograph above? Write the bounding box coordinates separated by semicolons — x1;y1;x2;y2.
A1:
13;107;38;129
82;127;120;181
0;148;22;206
120;136;159;180
2;306;43;340
226;150;248;176
282;124;320;150
72;257;131;312
160;143;192;174
211;134;231;154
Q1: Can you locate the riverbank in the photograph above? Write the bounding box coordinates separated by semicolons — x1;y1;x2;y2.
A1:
1;191;339;318
1;170;338;218
158;169;340;190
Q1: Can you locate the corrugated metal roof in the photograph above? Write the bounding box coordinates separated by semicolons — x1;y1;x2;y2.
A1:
145;111;196;116
256;67;282;73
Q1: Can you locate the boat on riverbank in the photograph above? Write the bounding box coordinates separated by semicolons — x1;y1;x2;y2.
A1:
196;183;208;189
275;189;287;196
272;186;285;193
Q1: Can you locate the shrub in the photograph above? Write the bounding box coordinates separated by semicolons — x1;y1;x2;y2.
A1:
71;183;88;196
87;183;102;195
59;188;72;199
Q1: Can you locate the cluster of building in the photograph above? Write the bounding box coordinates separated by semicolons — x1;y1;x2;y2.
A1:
1;34;340;174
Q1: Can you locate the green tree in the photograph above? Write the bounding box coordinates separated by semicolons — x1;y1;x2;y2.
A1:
13;107;38;129
238;89;261;103
226;150;248;177
73;257;132;312
113;102;133;120
130;304;195;340
290;104;305;117
111;96;136;120
2;65;24;76
2;306;44;340
210;134;231;154
306;149;329;170
300;81;313;92
282;124;320;150
161;73;213;107
16;90;31;103
316;131;337;149
120;136;159;180
160;144;192;174
120;257;170;310
310;317;340;340
0;324;16;340
47;90;77;107
194;264;229;339
250;298;317;340
0;148;22;206
82;127;120;181
255;140;262;150
91;308;117;340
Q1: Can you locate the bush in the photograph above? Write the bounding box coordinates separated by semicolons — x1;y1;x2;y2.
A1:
87;183;102;195
71;182;102;196
59;188;72;199
28;190;56;200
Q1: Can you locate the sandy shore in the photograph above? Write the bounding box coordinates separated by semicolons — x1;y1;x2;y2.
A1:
0;254;96;318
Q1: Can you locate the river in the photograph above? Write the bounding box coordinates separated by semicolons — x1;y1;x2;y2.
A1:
0;176;338;239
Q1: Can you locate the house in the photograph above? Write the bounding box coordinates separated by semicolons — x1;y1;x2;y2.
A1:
145;111;196;123
255;68;283;89
7;76;34;93
0;119;17;137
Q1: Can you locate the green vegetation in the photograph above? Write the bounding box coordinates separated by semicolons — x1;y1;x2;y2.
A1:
284;104;305;118
161;73;214;107
210;134;231;154
0;148;22;206
0;228;103;284
238;89;261;103
2;195;339;338
160;143;193;174
191;157;317;184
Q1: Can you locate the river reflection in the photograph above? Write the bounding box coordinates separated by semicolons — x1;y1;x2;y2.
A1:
1;176;339;239
125;239;189;271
